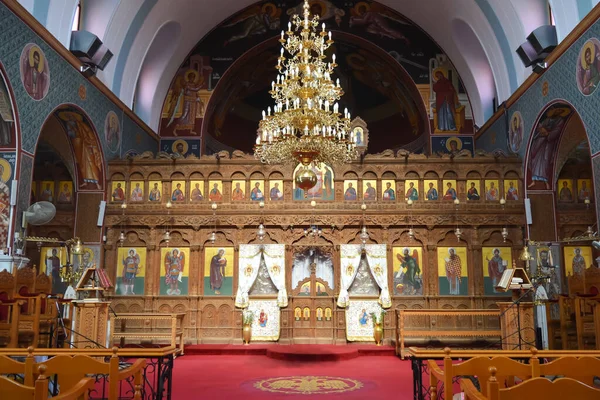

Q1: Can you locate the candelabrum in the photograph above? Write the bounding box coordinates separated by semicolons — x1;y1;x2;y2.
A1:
254;0;357;169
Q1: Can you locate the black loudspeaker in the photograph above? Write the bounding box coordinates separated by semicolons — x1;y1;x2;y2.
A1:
70;30;113;71
516;41;541;67
527;25;558;55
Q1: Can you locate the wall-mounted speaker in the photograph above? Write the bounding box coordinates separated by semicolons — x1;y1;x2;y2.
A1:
10;180;17;206
527;25;558;55
70;30;113;71
516;41;541;68
97;200;106;227
524;198;532;225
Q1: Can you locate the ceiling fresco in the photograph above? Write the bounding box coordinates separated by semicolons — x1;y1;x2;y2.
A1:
158;0;473;154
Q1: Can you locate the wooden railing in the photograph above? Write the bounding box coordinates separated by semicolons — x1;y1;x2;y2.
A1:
405;347;600;400
0;346;158;400
396;309;501;358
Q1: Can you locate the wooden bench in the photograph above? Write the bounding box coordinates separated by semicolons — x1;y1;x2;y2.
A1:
396;309;501;358
110;313;185;355
461;366;600;400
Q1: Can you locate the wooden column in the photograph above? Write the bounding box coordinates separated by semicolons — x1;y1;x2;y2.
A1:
471;244;483;296
426;244;438;296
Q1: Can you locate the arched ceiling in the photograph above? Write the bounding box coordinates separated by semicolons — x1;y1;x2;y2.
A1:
20;0;599;132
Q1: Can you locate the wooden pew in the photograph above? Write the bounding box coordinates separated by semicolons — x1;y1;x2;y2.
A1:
421;347;600;399
461;366;600;400
538;355;600;386
428;347;536;399
0;365;94;400
0;347;146;400
396;309;501;358
110;313;186;355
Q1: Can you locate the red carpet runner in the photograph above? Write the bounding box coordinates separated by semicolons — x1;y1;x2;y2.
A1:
172;345;413;399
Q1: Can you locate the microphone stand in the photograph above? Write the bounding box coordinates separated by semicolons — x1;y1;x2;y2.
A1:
488;278;545;350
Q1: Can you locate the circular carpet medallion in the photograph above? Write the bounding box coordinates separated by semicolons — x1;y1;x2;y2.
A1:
254;375;363;395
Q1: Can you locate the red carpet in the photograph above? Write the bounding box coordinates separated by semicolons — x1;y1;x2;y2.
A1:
185;344;395;361
172;354;413;399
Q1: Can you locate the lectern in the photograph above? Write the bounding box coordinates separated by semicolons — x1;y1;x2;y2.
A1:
496;268;535;350
72;267;113;348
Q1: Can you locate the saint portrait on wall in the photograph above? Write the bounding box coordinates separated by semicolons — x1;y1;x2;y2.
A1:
117;247;146;295
564;246;592;276
56;181;73;204
232;180;246;201
204;247;234;296
424;180;437;201
0;155;14;249
432;68;459;132
130;181;144;202
442;180;457;200
190;181;204;201
40;247;67;294
19;44;50;101
250;180;265;201
73;246;99;276
557;179;573;202
466;180;480;200
160;247;189;296
40;180;55;202
508;111;524;153
0;71;16;148
148;181;162;202
382;180;396;201
104;111;121;154
527;105;572;190
577;179;593;203
482;247;512;295
269;180;283;201
405;179;419;200
576;38;600;96
504;180;519;200
171;181;186;202
343;180;358;201
56;109;104;190
437;247;468;296
484;180;499;201
293;163;334;200
393;247;423;295
362;180;377;201
208;180;223;201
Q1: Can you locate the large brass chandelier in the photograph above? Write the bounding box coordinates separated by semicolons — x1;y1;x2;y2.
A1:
254;0;357;170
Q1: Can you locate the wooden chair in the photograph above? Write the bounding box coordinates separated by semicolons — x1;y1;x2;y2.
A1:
14;267;45;347
32;271;71;347
539;355;600;386
558;295;577;349
544;299;561;349
0;364;94;400
574;295;600;349
0;269;26;348
428;347;538;399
